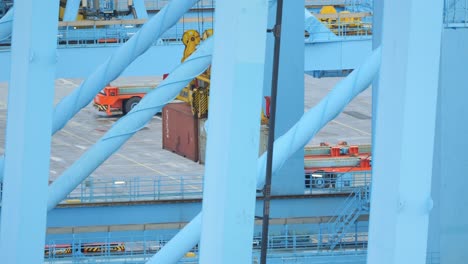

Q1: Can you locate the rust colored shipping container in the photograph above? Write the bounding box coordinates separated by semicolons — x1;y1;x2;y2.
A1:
162;102;199;162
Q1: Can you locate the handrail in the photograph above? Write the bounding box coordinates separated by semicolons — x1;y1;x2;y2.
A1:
43;227;369;261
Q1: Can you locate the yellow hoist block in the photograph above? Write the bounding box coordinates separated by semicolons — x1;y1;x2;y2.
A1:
181;30;201;63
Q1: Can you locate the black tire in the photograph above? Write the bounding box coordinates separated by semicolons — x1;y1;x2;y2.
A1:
123;97;141;114
311;170;327;189
312;177;326;189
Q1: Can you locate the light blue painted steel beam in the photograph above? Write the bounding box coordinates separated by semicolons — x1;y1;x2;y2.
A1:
429;28;468;263
0;7;13;41
146;214;202;264
147;48;381;264
0;44;185;81
133;0;148;19
371;0;382;156
42;196;349;228
199;0;268;263
269;0;305;195
304;39;372;72
63;0;81;21
0;40;372;81
366;0;444;263
304;8;339;41
0;1;59;263
0;0;200;182
47;37;213;210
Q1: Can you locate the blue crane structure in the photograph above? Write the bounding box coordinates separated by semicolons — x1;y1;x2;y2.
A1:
0;0;467;263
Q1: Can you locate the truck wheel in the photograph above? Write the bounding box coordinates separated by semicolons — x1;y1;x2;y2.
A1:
311;170;326;189
123;97;141;114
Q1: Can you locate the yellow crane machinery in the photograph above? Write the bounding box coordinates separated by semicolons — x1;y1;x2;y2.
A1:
181;29;201;62
175;29;268;122
175;29;211;118
317;6;370;36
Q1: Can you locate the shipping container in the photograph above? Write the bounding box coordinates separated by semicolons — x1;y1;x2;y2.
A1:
162;102;199;162
198;120;269;164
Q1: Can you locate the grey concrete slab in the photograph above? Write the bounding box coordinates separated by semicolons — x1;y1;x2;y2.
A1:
0;74;371;185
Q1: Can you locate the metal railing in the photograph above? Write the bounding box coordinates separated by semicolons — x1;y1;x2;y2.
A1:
326;187;370;250
43;231;440;264
307;19;373;42
305;170;372;195
0;172;372;205
56;16;214;47
0;170;372;204
43;226;369;262
62;175;203;204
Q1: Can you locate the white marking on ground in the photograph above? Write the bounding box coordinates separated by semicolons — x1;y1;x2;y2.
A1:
50;156;64;162
330;120;371;136
59;78;79;87
75;144;87;150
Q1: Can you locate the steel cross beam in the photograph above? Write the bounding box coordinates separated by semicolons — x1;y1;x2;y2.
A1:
0;1;59;263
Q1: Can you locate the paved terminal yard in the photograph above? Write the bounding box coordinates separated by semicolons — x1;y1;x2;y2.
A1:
0;75;371;184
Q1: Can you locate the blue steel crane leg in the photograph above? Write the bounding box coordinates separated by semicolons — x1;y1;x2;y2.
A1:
0;0;201;182
47;37;214;210
371;0;383;151
429;29;468;262
0;6;13;41
199;0;268;263
63;0;81;21
367;0;444;263
269;0;304;195
0;1;59;263
146;48;381;264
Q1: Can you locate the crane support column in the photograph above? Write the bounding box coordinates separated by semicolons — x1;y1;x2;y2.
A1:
199;0;269;263
0;1;59;263
367;0;444;263
263;0;304;195
428;27;468;263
